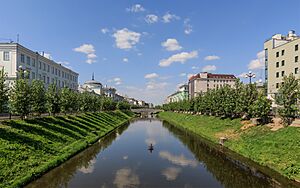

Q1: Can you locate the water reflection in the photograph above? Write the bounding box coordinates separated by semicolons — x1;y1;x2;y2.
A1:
113;168;140;188
161;167;182;181
159;151;198;167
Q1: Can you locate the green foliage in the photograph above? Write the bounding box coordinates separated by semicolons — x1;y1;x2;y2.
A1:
249;93;271;121
46;84;61;115
0;68;8;113
9;76;31;119
117;101;131;110
31;80;46;115
276;74;300;125
59;87;73;114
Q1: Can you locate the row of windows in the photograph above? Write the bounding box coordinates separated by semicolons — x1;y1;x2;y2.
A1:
29;72;76;88
208;79;232;83
3;51;10;61
20;54;77;82
275;44;299;58
275;56;299;67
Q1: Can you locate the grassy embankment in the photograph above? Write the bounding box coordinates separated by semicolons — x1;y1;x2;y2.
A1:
0;110;135;188
158;111;300;182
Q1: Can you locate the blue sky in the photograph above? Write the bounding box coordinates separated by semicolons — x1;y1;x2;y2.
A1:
1;0;299;104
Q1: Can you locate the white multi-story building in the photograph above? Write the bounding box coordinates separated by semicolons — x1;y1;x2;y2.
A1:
188;72;236;99
264;30;300;98
0;43;78;90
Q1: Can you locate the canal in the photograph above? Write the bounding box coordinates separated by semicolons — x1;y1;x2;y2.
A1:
26;117;298;188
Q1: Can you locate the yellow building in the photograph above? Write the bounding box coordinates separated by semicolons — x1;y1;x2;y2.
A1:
264;30;300;99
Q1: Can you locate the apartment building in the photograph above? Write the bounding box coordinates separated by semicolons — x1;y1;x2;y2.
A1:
0;43;78;90
264;30;300;97
166;84;188;103
188;72;236;99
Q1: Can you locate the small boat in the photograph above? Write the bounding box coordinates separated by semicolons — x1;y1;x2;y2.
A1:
148;144;154;153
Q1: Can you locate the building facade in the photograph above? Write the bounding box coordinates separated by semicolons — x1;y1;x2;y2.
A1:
264;30;300;98
166;84;188;103
0;43;78;90
188;72;236;99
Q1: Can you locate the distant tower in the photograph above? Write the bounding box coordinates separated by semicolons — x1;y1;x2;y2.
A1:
92;72;94;80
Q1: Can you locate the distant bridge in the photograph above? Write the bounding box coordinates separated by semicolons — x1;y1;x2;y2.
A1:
131;108;163;114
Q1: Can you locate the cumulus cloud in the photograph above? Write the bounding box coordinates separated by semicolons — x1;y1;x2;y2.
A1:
191;66;198;70
159;51;198;67
161;39;182;51
202;65;217;72
113;168;140;188
101;28;109;34
179;73;186;77
162;12;180;23
204;55;220;61
123;58;129;63
113;28;141;50
126;4;145;12
238;72;248;78
73;44;97;64
146;81;168;90
145;14;159;24
159;151;198;167
248;50;265;70
108;77;122;85
184;19;193;35
145;73;159;79
162;167;182;181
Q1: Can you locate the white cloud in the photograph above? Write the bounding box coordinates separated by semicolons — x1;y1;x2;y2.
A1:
179;73;186;77
248;50;265;70
204;55;220;61
43;53;52;59
101;28;109;34
202;65;217;72
162;12;180;23
184;19;193;35
73;44;97;64
238;72;248;78
108;77;122;85
159;151;198;167
145;14;159;24
126;4;145;12
57;61;72;69
161;39;182;51
113;28;141;50
78;159;96;174
145;73;159;79
123;58;129;63
191;66;198;70
146;81;168;90
113;168;140;188
159;51;198;67
162;167;182;181
137;53;142;56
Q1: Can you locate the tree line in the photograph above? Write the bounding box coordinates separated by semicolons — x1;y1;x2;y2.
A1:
163;74;299;125
0;68;131;119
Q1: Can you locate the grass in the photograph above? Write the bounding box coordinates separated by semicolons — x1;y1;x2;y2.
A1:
158;111;300;181
0;110;134;188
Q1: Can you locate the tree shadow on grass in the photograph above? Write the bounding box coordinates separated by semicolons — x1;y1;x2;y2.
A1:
67;116;100;130
27;118;82;140
56;116;95;132
78;115;109;130
3;121;67;143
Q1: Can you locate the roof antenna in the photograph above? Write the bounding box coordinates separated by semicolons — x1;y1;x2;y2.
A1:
17;34;19;43
92;72;94;80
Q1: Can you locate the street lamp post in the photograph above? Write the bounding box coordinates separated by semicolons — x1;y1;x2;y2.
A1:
17;65;29;79
245;71;256;84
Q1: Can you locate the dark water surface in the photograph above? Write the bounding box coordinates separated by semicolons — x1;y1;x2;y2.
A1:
26;118;299;188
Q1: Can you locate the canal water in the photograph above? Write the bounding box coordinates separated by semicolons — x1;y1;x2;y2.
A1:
26;117;298;188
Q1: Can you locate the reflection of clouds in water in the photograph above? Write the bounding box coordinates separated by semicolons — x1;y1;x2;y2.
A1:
113;168;140;188
123;155;128;160
159;151;198;167
162;167;182;181
145;138;156;146
78;159;97;174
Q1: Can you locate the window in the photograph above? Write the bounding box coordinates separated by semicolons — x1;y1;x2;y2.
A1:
52;78;54;83
276;83;279;88
43;75;46;83
21;54;25;63
47;77;49;84
51;67;54;74
281;50;285;56
43;63;46;71
281;71;285;77
296;56;299;63
58;70;61;77
58;80;61;87
276;62;279;67
281;60;285;66
276;52;279;57
62;71;64;78
32;59;36;67
32;72;35;79
296;44;299;51
39;74;42;80
39;61;42;69
295;68;299;74
3;51;10;61
276;72;279;78
55;68;57;75
26;56;30;65
47;65;50;72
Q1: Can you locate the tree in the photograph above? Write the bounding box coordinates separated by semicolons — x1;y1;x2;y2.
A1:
9;71;31;119
46;84;61;115
60;87;73;114
276;74;300;125
31;80;46;115
0;68;8;113
250;94;271;124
